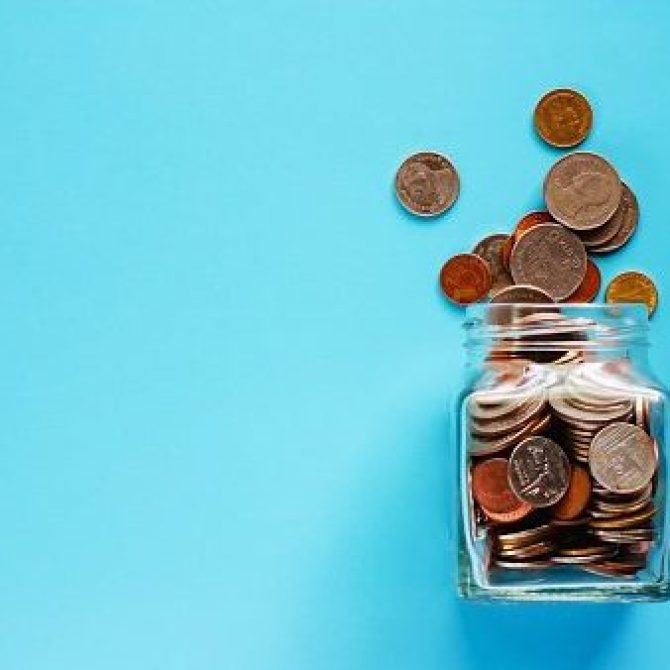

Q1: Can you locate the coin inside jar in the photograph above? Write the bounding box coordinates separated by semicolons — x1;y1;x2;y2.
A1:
552;464;591;520
534;89;593;148
589;423;657;494
544;152;622;231
509;223;587;300
508;436;571;508
471;458;532;523
395;151;460;216
439;253;492;305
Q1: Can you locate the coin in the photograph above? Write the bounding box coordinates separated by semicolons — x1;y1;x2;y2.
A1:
552;465;591;520
508;436;571;508
471;458;532;523
472;234;514;295
395;151;459;216
534;89;593;148
490;285;555;304
502;211;554;269
439;253;492;305
509;223;587;300
589;423;657;494
605;271;658;317
544;153;622;230
563;258;601;303
583;183;638;252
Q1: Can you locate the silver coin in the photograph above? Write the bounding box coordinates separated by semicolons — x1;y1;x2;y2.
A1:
508;436;571;507
588;183;639;253
509;223;587;300
543;152;622;230
490;284;555;304
472;234;514;295
589;422;657;494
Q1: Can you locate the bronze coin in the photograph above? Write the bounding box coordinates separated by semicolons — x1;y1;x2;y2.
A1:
395;151;459;216
439;253;492;305
552;464;591;520
496;523;555;548
510;223;587;300
492;559;554;570
472;234;514;295
502;211;554;269
605;271;658;317
563;258;601;303
544;153;622;231
589;423;657;494
534;89;593;148
471;458;532;523
582;183;638;251
508;436;571;508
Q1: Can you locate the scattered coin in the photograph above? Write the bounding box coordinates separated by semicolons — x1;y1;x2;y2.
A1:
589;423;657;494
508;436;571;508
439;253;492;305
502;211;554;269
544;153;622;230
472;234;514;295
605;271;658;317
490;285;555;304
563;258;601;303
395;151;459;216
534;89;593;148
509;223;587;300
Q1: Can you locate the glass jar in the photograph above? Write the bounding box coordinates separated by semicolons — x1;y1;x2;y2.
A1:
457;303;669;602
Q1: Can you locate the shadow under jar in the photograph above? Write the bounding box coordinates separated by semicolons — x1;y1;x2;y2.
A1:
457;303;669;602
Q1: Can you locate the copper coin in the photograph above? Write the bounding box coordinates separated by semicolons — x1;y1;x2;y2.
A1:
472;234;513;295
508;436;570;508
544;153;622;231
471;458;532;523
582;183;638;251
502;211;554;269
534;89;593;148
563;258;601;303
395;151;459;216
552;465;591;520
605;271;658;317
509;223;587;300
439;253;492;305
589;423;657;494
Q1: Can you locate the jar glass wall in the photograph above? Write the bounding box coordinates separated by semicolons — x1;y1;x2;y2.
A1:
457;303;669;602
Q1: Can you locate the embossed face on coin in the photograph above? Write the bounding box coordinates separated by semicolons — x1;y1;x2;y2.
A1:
509;223;587;300
472;234;513;295
439;253;492;305
605;271;658;317
589;423;657;494
544;153;622;230
508;436;571;508
395;152;460;216
534;89;593;148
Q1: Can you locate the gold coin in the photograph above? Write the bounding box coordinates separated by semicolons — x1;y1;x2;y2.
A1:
534;89;592;148
605;271;658;317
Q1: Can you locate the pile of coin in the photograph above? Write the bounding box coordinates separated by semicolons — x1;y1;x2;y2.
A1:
467;341;659;578
393;88;659;316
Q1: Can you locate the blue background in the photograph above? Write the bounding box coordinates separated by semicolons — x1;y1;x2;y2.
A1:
1;1;670;668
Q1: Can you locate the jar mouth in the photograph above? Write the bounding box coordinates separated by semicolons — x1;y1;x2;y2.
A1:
464;302;648;353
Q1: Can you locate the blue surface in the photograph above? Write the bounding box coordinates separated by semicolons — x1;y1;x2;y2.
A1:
1;1;670;668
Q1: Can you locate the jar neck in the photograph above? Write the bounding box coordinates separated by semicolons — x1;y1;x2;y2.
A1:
463;303;649;369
